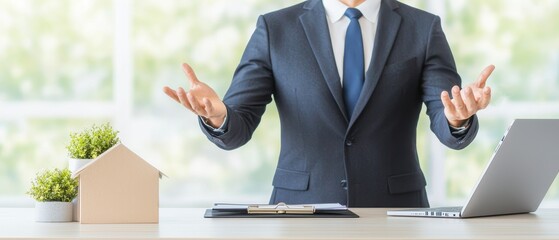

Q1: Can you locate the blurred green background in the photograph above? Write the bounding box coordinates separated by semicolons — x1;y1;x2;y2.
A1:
0;0;558;207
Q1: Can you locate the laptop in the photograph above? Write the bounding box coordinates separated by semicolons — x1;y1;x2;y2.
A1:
387;119;559;218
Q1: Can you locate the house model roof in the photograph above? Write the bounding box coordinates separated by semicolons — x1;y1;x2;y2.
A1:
71;143;166;179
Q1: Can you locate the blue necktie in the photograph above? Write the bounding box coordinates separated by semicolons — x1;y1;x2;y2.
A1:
343;8;364;117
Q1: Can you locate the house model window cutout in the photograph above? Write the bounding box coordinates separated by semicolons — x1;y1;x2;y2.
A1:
71;143;165;224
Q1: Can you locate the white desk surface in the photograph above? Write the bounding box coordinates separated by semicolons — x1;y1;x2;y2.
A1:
1;208;559;239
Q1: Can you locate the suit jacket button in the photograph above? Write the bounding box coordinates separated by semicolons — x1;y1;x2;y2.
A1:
345;140;353;146
340;180;348;190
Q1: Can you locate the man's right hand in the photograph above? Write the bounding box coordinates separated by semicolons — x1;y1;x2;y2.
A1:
163;63;227;128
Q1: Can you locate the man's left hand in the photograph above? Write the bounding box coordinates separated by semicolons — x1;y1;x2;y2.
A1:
441;65;495;128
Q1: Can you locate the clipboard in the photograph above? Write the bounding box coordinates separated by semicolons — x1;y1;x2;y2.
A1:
204;202;359;218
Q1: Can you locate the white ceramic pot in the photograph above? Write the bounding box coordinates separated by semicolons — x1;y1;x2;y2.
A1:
68;158;90;222
72;197;80;222
68;158;93;173
35;201;73;222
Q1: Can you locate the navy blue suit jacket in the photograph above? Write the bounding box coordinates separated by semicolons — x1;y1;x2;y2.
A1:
201;0;478;207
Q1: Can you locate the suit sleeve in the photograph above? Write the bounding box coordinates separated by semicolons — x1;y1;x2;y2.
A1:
422;16;478;150
199;15;275;150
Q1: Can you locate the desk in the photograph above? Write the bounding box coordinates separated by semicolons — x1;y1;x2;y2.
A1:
1;208;558;239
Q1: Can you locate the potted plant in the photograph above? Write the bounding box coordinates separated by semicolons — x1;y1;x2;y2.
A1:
27;168;79;222
66;122;120;172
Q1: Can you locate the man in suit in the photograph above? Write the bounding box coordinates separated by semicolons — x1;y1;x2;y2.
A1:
163;0;494;207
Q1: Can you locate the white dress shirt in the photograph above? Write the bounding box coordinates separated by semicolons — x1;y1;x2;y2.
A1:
322;0;381;85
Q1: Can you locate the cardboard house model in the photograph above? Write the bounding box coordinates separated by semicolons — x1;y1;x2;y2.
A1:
72;143;165;224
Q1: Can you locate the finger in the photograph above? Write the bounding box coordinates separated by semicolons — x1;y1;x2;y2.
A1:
461;86;477;114
441;90;456;114
182;63;200;87
187;92;207;116
451;86;468;117
162;86;180;103
475;64;495;88
478;86;492;109
177;87;195;112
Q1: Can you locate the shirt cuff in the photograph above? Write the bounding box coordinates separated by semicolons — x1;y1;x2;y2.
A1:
200;115;228;134
449;118;472;136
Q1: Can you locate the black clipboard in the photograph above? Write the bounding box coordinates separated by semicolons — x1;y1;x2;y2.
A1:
204;202;359;218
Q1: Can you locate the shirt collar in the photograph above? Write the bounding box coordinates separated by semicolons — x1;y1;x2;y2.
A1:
322;0;382;23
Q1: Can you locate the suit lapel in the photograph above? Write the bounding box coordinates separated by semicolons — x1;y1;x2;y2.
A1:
300;0;349;121
349;0;401;127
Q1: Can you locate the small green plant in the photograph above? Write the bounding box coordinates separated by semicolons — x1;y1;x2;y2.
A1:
66;122;120;159
27;168;78;202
